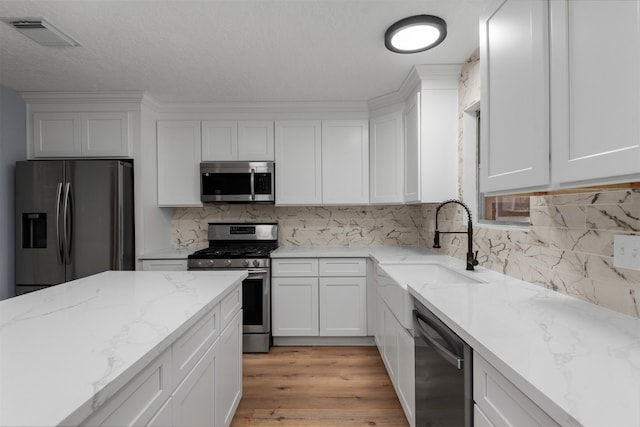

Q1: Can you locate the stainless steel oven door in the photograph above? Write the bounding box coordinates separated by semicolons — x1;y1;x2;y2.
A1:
242;269;270;334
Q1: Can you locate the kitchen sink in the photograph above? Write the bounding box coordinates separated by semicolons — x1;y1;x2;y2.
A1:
377;263;484;330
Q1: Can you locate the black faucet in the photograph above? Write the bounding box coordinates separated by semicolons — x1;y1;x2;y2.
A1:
433;199;479;271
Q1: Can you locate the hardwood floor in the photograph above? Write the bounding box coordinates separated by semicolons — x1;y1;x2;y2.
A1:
231;346;409;426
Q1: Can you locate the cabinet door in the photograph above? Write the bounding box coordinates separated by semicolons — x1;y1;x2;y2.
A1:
319;277;366;336
272;277;319;336
172;342;217;427
382;301;399;381
32;112;82;157
275;120;322;205
550;0;640;184
375;291;385;351
238;120;274;161
420;85;459;202
322;120;369;205
82;112;130;157
474;353;560;426
369;112;404;204
480;0;550;193
403;92;421;203
397;325;415;426
157;121;202;206
215;310;243;427
202;120;238;161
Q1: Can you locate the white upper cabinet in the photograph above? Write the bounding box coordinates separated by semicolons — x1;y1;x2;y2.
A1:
33;111;131;158
33;112;82;157
370;112;404;204
275;119;369;205
403;92;421;203
238;121;275;161
275;120;323;205
420;81;459;202
480;0;550;194
157;121;202;207
202;120;274;161
321;120;369;205
202;120;238;161
550;0;640;185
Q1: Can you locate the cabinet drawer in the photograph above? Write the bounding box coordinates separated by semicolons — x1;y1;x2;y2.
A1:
272;259;319;277
319;258;366;276
141;259;188;271
474;353;560;426
221;283;242;329
172;305;221;386
83;350;173;427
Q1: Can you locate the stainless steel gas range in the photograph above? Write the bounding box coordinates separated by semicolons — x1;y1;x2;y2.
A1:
187;223;278;353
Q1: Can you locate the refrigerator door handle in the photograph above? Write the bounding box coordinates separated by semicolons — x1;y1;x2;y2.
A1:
55;182;64;264
63;182;72;265
114;162;124;270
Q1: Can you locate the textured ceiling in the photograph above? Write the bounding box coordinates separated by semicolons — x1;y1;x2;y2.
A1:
0;0;487;103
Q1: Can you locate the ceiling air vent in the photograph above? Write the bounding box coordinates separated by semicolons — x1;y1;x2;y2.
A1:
1;17;80;47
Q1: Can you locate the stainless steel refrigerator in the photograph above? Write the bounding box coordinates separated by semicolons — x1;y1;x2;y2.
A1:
15;160;134;295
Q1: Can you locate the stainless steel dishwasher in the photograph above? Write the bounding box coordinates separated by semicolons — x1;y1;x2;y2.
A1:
413;297;473;427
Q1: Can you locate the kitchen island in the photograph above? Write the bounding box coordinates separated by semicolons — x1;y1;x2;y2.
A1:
0;270;246;427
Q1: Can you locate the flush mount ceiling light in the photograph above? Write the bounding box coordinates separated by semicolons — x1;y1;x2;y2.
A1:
384;15;447;54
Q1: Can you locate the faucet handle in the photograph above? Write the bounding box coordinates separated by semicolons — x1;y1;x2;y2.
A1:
472;250;479;266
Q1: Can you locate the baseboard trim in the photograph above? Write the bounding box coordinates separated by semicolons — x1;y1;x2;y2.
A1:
273;336;375;346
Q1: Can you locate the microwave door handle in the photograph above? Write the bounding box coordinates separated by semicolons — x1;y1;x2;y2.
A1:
250;168;256;201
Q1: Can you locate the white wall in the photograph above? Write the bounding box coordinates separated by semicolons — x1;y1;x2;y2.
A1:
0;85;27;300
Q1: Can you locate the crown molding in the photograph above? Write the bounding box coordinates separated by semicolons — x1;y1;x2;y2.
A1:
20;91;146;105
149;100;369;115
368;64;462;112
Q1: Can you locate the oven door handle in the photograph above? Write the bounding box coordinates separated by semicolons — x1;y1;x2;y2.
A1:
247;269;268;275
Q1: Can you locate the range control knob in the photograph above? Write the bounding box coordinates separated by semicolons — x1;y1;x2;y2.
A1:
241;259;250;267
224;259;232;267
253;259;261;267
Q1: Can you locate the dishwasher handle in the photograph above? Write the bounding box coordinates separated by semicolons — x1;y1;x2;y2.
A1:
413;309;464;370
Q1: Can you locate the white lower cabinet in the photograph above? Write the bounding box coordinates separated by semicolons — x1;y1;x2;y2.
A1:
474;404;495;427
272;277;319;336
272;258;367;337
146;397;173;427
375;291;414;427
82;284;242;427
215;310;243;427
83;350;173;427
473;353;560;427
319;277;366;336
172;342;218;427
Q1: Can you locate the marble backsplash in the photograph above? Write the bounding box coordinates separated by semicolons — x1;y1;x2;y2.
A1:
171;204;424;249
426;189;640;318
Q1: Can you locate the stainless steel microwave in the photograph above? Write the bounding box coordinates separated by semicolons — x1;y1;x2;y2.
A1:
200;162;275;203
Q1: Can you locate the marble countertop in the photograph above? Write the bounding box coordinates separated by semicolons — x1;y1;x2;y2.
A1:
140;245;438;261
378;256;640;427
270;245;437;260
0;270;247;427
